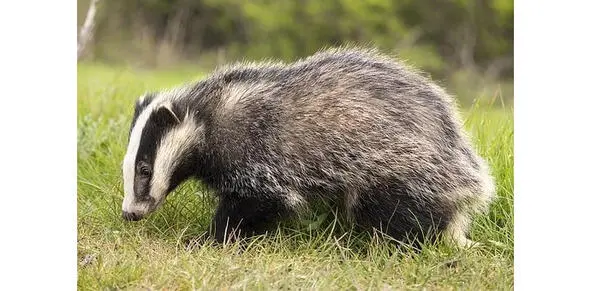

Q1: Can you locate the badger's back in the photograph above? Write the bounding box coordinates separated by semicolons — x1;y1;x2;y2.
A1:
200;49;492;197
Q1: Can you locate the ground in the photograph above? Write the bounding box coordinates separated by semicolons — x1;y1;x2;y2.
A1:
77;63;514;290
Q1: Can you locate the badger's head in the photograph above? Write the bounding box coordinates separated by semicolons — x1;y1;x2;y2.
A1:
121;92;202;221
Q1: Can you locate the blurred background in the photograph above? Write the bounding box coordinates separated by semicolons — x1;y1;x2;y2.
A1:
77;0;513;107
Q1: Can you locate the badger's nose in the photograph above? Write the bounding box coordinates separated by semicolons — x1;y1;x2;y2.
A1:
122;211;142;221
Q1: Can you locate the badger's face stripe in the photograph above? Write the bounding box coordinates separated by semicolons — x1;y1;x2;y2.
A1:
123;92;201;219
133;111;175;196
122;99;157;216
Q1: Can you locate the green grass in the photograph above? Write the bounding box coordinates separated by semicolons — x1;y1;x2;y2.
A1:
77;62;514;290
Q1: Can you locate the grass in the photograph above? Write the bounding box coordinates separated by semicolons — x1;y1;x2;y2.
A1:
77;62;514;290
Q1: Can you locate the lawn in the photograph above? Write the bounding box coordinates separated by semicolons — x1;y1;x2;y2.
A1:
77;62;514;290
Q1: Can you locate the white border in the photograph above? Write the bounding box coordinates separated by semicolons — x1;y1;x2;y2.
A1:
0;0;76;289
515;0;591;289
1;0;591;289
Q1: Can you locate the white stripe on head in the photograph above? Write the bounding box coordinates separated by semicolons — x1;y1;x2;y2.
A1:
122;97;158;213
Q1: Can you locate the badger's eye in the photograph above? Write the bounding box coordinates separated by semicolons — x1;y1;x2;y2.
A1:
137;163;152;176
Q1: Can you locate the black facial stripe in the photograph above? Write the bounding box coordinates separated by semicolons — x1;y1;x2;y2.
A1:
133;110;176;199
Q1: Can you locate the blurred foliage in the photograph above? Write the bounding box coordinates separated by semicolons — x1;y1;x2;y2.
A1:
78;0;513;105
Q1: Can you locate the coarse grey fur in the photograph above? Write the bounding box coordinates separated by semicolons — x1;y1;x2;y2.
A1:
121;47;495;247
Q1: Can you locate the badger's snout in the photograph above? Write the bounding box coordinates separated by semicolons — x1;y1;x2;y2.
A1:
122;211;143;221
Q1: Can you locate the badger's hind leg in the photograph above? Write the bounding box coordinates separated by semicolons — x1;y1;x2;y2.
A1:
444;187;495;248
349;185;455;247
212;191;298;244
443;209;478;248
443;164;496;248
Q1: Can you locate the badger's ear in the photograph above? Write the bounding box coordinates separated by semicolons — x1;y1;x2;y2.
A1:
153;105;181;127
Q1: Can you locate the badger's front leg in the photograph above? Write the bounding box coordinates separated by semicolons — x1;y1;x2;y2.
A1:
212;192;293;244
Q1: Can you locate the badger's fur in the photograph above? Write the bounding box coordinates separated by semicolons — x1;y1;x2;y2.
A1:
121;48;495;247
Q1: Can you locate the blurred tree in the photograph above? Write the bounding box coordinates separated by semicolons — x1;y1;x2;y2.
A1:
78;0;101;60
79;0;513;80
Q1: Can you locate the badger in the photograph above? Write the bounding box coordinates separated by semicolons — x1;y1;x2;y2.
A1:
121;47;495;247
